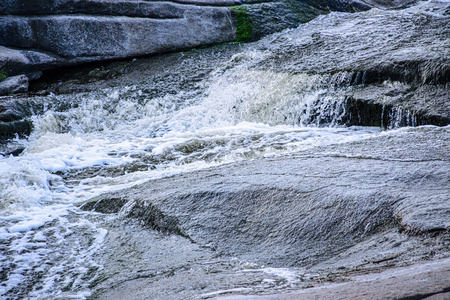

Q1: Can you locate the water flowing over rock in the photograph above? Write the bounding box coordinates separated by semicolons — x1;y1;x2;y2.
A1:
0;0;420;93
81;126;450;300
2;0;447;140
0;1;449;299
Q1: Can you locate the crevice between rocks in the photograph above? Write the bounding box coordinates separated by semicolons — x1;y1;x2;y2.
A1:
81;197;191;240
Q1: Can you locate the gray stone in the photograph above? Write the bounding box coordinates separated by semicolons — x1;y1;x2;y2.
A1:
83;126;450;300
0;75;28;95
361;0;418;9
251;1;450;121
0;10;236;59
0;0;422;78
218;258;450;299
0;46;65;76
84;126;450;267
287;0;416;11
0;0;222;18
236;1;327;41
300;0;372;11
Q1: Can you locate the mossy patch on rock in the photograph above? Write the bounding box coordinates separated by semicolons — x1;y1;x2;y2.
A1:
0;69;7;81
232;7;253;42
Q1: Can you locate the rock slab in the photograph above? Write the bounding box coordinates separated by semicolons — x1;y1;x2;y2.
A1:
84;126;450;267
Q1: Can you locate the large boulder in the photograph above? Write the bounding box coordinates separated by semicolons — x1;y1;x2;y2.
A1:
0;8;236;59
0;0;240;95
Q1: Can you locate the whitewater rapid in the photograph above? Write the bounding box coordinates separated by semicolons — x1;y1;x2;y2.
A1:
0;53;388;298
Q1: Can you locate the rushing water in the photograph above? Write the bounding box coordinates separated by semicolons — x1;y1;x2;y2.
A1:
0;60;381;299
1;2;448;298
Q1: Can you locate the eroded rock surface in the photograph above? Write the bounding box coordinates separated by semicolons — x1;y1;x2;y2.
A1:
84;125;450;299
0;0;422;82
0;75;27;96
84;126;450;266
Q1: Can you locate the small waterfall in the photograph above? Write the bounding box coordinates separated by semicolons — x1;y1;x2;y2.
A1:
384;106;418;129
1;4;448;297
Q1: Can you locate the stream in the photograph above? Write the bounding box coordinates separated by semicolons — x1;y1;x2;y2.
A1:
1;1;449;298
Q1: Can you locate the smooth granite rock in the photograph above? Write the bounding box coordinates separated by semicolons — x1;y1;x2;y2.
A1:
0;0;240;86
83;126;450;267
0;0;423;86
83;125;450;300
0;11;236;58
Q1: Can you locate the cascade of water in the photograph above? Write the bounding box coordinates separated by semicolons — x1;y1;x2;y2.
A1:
3;2;448;295
1;50;384;298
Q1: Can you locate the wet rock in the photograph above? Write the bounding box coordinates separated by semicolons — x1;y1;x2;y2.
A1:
300;0;417;11
300;0;372;11
0;75;28;95
234;1;327;41
84;126;450;268
0;0;421;78
0;147;25;156
361;0;418;9
251;1;450;123
0;0;239;79
0;119;32;139
219;258;450;300
0;46;65;76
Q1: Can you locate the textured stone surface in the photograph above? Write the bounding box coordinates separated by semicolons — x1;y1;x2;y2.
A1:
84;126;450;267
218;257;450;299
251;1;450;121
0;46;65;76
0;11;236;58
0;0;424;87
84;125;450;300
300;0;417;11
236;0;327;41
0;0;240;89
361;0;418;9
0;75;28;96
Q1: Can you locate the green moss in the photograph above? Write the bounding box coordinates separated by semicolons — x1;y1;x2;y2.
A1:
0;69;7;81
233;7;252;43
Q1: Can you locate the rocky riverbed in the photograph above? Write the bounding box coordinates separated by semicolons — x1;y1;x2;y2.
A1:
0;0;449;299
84;125;450;299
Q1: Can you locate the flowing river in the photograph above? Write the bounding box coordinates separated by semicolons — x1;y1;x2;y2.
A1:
1;2;449;298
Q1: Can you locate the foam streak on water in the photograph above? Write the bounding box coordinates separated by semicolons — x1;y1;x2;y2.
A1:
0;46;388;299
